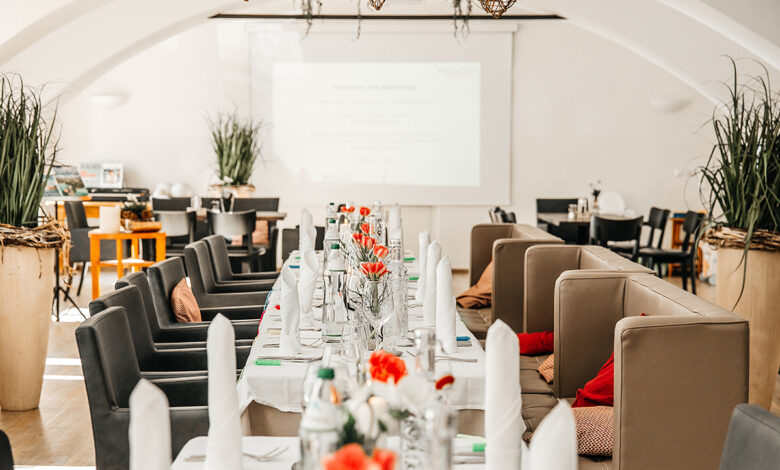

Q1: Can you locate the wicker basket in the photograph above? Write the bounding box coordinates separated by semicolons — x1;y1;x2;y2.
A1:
702;226;780;252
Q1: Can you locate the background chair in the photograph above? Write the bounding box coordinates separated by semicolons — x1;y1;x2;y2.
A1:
611;206;670;256
0;429;12;470
153;210;196;258
116;272;258;342
590;215;643;261
63;201;117;296
203;235;278;283
76;306;209;470
184;241;273;301
535;198;579;242
232;198;280;270
280;226;325;261
639;210;703;293
207;209;264;272
719;404;780;470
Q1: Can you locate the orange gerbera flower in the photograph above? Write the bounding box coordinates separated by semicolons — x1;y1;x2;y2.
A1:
369;350;407;384
359;206;371;217
360;261;388;280
341;206;356;213
360;222;371;234
373;244;389;258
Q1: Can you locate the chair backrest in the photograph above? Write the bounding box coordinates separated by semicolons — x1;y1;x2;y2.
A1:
207;210;255;237
183;241;220;296
535;198;578;216
64;200;89;229
203;234;234;283
89;286;156;370
719;404;780;470
115;272;161;339
0;430;12;470
151;197;190;211
281;228;298;261
231;197;280;212
645;207;670;248
147;257;188;326
590;215;643;246
154;210;196;240
500;211;517;223
681;211;704;252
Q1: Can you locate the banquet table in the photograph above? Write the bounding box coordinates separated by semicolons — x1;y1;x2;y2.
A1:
237;252;487;437
171;436;486;469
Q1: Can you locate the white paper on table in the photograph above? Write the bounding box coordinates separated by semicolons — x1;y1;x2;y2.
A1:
436;255;457;354
298;250;318;327
415;231;430;302
299;208;314;253
280;265;302;354
485;319;524;470
206;315;244;470
527;401;578;470
422;241;441;328
129;379;171;470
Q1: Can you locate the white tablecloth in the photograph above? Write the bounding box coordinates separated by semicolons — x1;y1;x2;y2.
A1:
171;436;485;469
237;253;486;415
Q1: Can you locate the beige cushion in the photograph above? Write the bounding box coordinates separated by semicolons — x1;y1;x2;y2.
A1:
574;406;614;457
171;278;202;323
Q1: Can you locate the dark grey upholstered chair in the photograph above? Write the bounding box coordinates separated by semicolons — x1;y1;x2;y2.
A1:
231;198;280;270
151;197;219;241
115;272;256;344
207;210;265;271
590;215;643;261
88;286;250;372
148;256;264;317
154;210;196;258
76;307;209;470
280;226;325;261
719;404;780;470
203;234;278;284
640;211;703;293
64;200;116;295
0;429;12;470
183;241;270;310
611;206;670;255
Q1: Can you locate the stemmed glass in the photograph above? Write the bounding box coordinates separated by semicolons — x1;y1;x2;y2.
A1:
361;279;394;351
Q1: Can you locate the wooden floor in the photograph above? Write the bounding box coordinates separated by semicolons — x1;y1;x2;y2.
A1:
0;272;777;467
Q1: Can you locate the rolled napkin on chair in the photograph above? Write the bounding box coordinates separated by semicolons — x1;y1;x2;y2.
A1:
423;241;441;327
206;315;244;470
525;401;577;470
298;250;318;327
300;208;315;253
436;255;458;354
485;319;525;470
279;265;302;355
129;379;171;470
415;231;430;302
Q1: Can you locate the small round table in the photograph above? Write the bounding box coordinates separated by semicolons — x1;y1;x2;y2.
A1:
88;230;167;299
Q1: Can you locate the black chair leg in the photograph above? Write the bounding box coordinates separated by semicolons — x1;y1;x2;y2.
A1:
76;262;86;296
680;261;689;291
690;257;697;295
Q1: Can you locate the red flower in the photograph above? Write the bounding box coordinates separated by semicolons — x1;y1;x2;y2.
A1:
353;232;364;244
372;448;396;470
360;222;371;234
435;374;455;390
359;206;371;217
274;304;280;310
341;206;356;213
369;350;407;384
360;236;375;250
360;261;388;279
323;444;396;470
373;244;389;258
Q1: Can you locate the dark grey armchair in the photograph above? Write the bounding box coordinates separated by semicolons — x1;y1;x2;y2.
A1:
88;286;250;373
719;404;780;470
183;242;269;309
76;307;209;470
203;234;278;283
114;272;257;343
0;429;12;470
63;201;116;295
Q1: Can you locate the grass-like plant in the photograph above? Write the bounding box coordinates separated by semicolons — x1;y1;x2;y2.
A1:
700;59;780;301
209;112;262;187
0;74;59;228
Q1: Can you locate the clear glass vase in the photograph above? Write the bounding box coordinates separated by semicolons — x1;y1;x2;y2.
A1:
361;279;394;351
401;414;428;470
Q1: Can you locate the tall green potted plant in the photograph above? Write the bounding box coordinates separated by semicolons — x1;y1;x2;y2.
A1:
208;111;262;198
700;60;780;409
0;75;67;410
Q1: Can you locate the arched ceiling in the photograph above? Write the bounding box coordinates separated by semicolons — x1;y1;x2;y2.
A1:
0;0;778;104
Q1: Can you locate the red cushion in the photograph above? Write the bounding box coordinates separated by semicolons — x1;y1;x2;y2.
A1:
572;353;614;408
517;331;554;355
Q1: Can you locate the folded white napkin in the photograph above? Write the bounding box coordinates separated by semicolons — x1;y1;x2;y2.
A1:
526;401;577;470
422;241;441;327
436;255;457;354
299;208;315;253
415;231;430;301
298;250;318;327
388;203;402;240
280;265;302;355
129;379;171;470
206;315;243;470
485;319;524;470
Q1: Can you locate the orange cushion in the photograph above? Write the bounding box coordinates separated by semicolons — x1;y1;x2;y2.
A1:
573;406;613;456
171;279;202;323
538;354;554;383
456;260;493;309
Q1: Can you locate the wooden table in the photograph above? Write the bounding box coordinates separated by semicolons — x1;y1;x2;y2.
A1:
89;230;166;299
537;212;593;244
194;209;287;222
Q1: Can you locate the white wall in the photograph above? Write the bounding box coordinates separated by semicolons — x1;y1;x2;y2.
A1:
57;19;715;269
